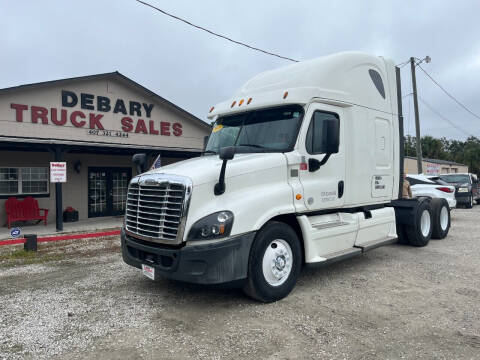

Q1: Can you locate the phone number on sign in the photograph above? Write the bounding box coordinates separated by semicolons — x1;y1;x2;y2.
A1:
87;129;129;138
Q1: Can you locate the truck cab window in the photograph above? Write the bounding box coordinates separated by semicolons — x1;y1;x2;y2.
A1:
369;69;386;99
306;111;339;154
205;105;304;154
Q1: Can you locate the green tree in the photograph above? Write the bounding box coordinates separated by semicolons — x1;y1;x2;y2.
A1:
404;135;480;175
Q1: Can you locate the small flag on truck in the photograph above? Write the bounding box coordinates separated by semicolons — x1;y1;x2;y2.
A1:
150;155;161;170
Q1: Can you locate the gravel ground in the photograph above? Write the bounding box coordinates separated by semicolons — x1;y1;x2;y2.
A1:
1;208;479;359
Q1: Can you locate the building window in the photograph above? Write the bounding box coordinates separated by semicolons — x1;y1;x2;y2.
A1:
0;167;49;196
0;168;19;194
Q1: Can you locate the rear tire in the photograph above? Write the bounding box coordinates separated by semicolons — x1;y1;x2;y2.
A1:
396;223;409;244
466;196;473;209
243;221;302;303
431;198;450;239
405;199;433;247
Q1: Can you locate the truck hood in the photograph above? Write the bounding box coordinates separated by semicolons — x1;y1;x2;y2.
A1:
142;153;287;186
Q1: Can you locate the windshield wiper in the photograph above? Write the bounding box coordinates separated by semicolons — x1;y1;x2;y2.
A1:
202;150;217;155
236;143;268;149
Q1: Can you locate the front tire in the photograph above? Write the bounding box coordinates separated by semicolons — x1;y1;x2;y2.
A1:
243;222;302;302
431;198;450;239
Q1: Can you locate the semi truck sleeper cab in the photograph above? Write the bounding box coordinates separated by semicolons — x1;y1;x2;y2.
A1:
122;52;451;302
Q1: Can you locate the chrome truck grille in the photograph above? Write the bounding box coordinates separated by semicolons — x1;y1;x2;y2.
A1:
124;174;192;245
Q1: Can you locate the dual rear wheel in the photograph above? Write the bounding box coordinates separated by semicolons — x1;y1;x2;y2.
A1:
401;198;450;247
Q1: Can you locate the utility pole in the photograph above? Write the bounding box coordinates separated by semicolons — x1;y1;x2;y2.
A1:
410;57;423;174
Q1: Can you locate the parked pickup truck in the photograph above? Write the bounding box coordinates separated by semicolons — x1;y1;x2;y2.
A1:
439;173;479;208
122;52;452;302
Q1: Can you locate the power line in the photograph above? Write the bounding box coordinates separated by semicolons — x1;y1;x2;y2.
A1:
135;0;299;63
396;60;410;68
416;95;473;137
417;64;480;121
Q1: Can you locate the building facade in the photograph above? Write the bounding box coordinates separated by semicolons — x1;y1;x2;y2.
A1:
0;72;210;229
404;156;468;175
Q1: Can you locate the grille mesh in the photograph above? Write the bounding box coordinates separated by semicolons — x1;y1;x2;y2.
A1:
125;181;185;241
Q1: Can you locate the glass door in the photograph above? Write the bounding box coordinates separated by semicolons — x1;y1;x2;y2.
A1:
88;169;107;217
88;167;132;217
111;169;131;216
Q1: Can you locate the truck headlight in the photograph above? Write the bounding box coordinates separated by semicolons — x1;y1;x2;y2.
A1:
458;187;468;192
187;211;234;241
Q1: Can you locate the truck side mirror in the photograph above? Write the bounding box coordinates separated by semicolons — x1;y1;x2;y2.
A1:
219;146;235;160
132;153;147;174
215;146;235;195
203;135;210;150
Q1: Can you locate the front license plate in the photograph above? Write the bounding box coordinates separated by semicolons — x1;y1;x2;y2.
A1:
142;264;155;280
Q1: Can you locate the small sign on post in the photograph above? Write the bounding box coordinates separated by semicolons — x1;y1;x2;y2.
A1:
50;162;67;183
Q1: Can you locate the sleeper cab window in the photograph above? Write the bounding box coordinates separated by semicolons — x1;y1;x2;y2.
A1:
368;69;386;99
305;111;340;154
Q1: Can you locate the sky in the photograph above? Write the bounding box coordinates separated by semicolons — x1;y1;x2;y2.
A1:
1;0;480;140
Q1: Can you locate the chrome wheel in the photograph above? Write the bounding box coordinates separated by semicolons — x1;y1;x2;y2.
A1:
262;239;293;287
420;209;431;237
440;206;449;230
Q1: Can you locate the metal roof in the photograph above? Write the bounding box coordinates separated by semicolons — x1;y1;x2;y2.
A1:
405;156;466;166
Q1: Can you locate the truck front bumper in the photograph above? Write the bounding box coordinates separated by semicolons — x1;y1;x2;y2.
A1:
121;228;255;285
455;192;471;205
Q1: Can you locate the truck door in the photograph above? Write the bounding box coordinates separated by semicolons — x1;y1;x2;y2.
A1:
298;104;346;211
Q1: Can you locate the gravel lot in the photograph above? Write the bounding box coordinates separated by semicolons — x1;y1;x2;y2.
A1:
1;208;479;359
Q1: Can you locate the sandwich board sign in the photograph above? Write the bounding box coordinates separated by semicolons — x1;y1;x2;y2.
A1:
50;162;67;183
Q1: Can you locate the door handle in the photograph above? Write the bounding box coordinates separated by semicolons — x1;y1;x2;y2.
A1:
338;181;344;198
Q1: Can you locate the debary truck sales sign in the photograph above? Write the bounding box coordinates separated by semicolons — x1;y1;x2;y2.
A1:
10;90;183;137
1;76;208;151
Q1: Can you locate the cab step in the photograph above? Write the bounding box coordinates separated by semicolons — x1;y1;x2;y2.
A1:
305;247;362;268
354;237;398;252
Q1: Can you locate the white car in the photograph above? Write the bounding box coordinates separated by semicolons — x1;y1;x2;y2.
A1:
407;174;456;208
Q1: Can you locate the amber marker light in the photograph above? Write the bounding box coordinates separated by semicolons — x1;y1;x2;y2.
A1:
239;99;244;106
296;194;302;200
283;91;288;99
247;97;252;104
219;224;225;234
231;101;236;108
209;106;214;113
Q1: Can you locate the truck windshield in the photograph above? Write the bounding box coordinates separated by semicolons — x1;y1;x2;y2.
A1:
205;105;304;154
439;174;471;184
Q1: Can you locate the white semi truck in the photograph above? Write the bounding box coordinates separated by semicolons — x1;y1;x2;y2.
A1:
122;52;451;302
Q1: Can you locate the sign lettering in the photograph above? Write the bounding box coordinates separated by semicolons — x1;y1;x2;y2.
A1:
9;90;183;137
50;162;67;183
